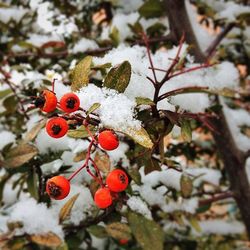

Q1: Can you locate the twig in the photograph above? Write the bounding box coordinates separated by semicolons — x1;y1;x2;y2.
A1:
199;191;234;206
205;22;236;60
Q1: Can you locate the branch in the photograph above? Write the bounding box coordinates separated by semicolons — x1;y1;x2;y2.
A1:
205;22;236;60
199;191;234;207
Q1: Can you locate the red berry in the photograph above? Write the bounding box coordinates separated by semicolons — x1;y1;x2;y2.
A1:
35;90;57;113
98;130;119;151
119;239;128;245
46;176;70;200
46;117;68;138
106;169;128;192
94;187;112;209
59;93;80;113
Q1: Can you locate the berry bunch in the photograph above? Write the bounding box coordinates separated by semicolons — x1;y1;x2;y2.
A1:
33;81;129;209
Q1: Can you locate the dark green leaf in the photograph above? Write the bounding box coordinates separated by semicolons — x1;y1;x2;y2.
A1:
104;61;131;93
27;169;38;200
138;0;164;19
87;225;108;238
128;212;164;250
106;222;131;240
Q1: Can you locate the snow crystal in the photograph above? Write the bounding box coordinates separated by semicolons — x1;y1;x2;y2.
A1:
127;196;152;219
77;84;141;130
8;198;63;238
71;38;98;54
107;142;129;166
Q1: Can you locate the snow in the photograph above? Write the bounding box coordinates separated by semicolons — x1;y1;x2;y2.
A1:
77;84;141;130
52;184;95;225
0;7;28;23
0;131;15;150
27;34;63;47
8;198;64;238
71;38;99;54
221;97;250;152
198;220;245;235
127;196;152;219
93;44;239;112
218;2;250;22
101;12;168;42
162;198;198;214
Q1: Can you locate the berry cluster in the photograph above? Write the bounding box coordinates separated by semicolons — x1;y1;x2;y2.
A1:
33;83;129;209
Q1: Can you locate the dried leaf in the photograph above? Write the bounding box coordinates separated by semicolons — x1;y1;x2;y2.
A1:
29;232;62;248
59;193;80;223
106;222;131;240
94;152;111;173
22;120;46;143
4;144;38;168
73;151;87;162
180;174;193;198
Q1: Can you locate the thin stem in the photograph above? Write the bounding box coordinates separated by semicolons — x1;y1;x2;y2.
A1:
141;32;158;84
158;86;209;101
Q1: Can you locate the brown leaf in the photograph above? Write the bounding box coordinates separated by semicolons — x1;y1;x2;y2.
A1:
29;232;62;248
73;151;87;162
59;193;80;223
4;144;38;168
94;152;111;173
22;120;46;143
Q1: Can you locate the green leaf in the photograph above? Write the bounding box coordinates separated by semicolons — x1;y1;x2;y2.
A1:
136;97;155;106
0;89;11;99
4;144;38;168
109;26;120;47
181;119;192;142
59;193;80;223
67;125;97;139
188;216;201;233
118;126;153;149
71;56;92;91
104;61;131;93
86;103;101;116
27;169;38;200
144;157;161;175
128;167;141;185
106;222;131;240
87;225;108;238
91;63;112;71
138;0;164;19
3;95;18;114
180;174;193;198
128;212;164;250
